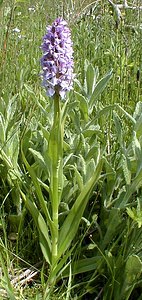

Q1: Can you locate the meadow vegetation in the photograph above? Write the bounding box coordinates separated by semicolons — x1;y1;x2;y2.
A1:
0;0;142;299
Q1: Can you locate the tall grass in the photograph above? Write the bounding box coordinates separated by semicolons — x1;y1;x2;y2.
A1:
0;0;142;299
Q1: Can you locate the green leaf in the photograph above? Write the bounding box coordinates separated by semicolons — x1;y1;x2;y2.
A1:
21;129;32;155
132;132;142;162
89;70;113;106
38;214;51;250
120;255;142;300
86;142;100;162
101;208;122;249
72;165;84;191
0;148;21;181
62;256;102;277
51;245;76;280
0;252;16;300
85;159;96;182
37;178;49;193
48;115;64;205
75;92;88;122
104;157;116;182
21;147;53;233
58;158;103;259
126;207;135;220
85;105;115;128
83;124;100;138
40;236;51;264
115;104;136;125
85;62;96;97
117;167;142;208
0;113;5;143
126;207;142;228
39;124;50;142
133;102;142;137
125;255;142;284
6;128;20;170
133;101;142;121
29;148;46;169
122;154;131;185
134;114;142;138
20;191;51;265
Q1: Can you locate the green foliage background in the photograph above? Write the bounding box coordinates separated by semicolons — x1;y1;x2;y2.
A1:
0;0;142;299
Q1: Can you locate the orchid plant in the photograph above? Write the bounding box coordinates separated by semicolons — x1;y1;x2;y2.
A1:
21;18;103;298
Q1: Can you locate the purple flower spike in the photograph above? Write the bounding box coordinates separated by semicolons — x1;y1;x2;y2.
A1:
40;18;74;99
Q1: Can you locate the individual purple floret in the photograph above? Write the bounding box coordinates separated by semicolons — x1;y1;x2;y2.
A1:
40;18;74;99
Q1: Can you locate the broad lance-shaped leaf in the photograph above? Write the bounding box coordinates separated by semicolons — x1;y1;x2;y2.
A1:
85;62;96;97
47;254;102;285
75;92;88;122
133;101;142;120
61;256;102;278
21;179;52;264
0;113;5;143
58;158;103;259
21;147;53;234
122;154;131;185
117;167;142;209
115;104;136;125
125;255;142;284
89;69;113;107
20;191;51;265
134;114;142;138
85;105;116;129
120;255;142;300
29;148;47;170
85;104;135;130
101;208;122;250
132;132;142;163
113;111;123;147
0;148;21;181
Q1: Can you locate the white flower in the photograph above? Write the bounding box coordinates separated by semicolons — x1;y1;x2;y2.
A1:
28;7;36;12
12;27;20;33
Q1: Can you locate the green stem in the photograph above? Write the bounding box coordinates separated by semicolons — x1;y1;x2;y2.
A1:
51;94;60;267
47;93;63;288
